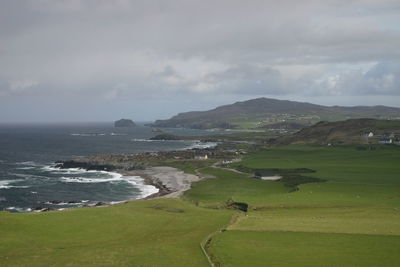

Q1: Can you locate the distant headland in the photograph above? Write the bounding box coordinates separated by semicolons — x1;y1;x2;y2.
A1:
114;119;136;127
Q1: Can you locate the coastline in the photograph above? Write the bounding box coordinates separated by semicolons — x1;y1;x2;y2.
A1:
19;166;203;213
119;166;201;200
21;142;238;212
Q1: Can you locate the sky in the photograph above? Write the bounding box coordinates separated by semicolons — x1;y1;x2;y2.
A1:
0;0;400;122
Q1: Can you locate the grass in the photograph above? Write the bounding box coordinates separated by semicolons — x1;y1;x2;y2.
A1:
182;168;289;207
0;198;233;266
229;207;400;235
210;231;400;267
233;145;400;184
1;145;400;266
193;145;400;266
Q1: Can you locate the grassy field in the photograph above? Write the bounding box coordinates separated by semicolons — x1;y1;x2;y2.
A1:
0;199;233;266
233;145;400;185
229;207;400;235
210;231;400;267
190;145;400;266
1;145;399;266
182;168;289;207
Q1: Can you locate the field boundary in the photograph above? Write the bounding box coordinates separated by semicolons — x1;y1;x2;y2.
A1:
200;213;242;267
222;229;400;237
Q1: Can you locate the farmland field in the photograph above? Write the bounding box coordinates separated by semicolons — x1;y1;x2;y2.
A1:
1;145;399;266
0;199;233;266
198;145;400;266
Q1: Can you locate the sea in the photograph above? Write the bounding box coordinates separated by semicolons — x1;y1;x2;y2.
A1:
0;123;219;212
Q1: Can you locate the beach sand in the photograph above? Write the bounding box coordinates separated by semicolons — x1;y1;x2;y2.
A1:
120;166;201;199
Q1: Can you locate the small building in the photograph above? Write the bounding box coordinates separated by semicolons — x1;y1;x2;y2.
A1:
362;132;374;137
379;138;393;144
194;154;208;160
383;132;395;138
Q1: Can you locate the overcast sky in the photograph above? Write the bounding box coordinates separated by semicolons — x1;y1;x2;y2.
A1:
1;0;400;122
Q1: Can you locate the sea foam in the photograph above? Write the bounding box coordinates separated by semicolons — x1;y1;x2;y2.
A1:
0;180;30;189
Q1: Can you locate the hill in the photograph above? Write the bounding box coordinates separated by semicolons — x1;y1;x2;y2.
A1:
274;118;400;145
150;98;400;129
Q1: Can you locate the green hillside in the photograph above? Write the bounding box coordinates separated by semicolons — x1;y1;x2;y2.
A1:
275;118;400;145
150;98;400;129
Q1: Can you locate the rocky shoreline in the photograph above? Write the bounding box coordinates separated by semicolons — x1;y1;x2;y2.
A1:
30;148;237;212
25;165;200;213
52;154;211;206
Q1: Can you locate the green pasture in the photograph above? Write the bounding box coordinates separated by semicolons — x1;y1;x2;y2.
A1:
210;231;400;267
1;145;399;266
238;182;400;208
233;145;400;185
229;207;400;235
0;199;232;266
193;145;400;266
182;168;289;207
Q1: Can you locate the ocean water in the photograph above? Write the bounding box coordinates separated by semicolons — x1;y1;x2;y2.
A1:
0;123;217;212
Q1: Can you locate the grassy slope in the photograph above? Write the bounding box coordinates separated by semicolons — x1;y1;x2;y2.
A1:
0;199;233;267
1;145;400;266
211;231;400;267
182;168;289;207
229;207;400;235
234;145;400;184
192;146;400;266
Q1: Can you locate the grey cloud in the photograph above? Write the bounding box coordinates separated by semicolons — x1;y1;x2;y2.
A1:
0;0;400;122
197;64;285;95
325;62;400;95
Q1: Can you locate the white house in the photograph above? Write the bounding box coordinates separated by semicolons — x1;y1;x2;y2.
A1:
194;155;208;160
362;132;374;137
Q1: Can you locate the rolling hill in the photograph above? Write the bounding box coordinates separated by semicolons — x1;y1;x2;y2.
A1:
150;98;400;129
274;118;400;145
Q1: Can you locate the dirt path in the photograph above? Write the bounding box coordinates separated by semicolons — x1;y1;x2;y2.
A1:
210;158;252;177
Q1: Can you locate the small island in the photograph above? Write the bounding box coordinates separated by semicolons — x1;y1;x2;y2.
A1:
149;133;181;140
114;119;136;127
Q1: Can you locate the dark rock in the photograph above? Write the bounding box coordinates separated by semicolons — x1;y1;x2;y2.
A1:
114;119;136;127
227;202;248;212
149;133;181;140
57;160;116;171
49;200;62;204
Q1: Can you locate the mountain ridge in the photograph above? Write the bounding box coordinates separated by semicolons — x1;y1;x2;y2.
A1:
150;97;400;129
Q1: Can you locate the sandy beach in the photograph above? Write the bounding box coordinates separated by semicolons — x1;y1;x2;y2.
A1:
120;166;202;199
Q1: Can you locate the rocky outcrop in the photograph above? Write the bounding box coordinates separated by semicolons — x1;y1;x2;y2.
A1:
149;133;181;140
55;160;118;171
114;119;136;127
55;155;145;171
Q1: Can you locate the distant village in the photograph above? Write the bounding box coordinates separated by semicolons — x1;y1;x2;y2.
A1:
361;131;400;144
256;113;320;125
